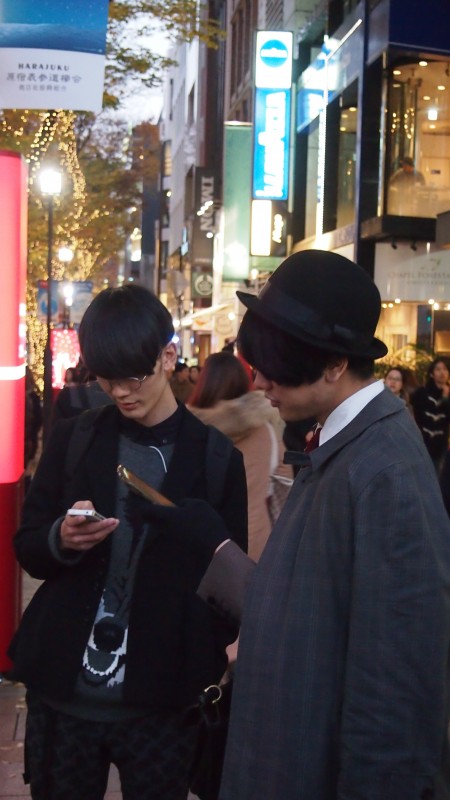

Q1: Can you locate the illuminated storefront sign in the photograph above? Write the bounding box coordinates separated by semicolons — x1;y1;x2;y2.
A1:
253;31;292;204
375;245;450;301
0;149;27;673
250;199;288;257
255;31;293;90
0;150;27;484
51;328;80;389
253;88;291;200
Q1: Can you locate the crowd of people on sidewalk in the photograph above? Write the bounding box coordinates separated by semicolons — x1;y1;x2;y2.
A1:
17;250;450;800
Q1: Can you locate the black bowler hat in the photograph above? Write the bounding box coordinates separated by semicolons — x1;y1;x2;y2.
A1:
236;250;388;359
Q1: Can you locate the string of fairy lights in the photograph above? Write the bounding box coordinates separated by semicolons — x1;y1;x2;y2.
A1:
1;108;97;388
1;106;138;390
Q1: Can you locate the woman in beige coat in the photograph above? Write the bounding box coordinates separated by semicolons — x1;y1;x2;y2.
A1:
189;352;291;561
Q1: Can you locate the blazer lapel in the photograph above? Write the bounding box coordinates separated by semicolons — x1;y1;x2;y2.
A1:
161;408;208;504
84;408;120;516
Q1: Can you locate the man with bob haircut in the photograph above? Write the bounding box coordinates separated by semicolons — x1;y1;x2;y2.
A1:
146;250;450;800
9;284;247;799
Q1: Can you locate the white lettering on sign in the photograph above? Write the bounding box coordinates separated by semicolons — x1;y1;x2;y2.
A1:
272;213;284;244
256;92;286;198
200;176;215;233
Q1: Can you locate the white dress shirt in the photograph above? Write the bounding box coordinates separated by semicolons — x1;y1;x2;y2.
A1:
319;379;384;446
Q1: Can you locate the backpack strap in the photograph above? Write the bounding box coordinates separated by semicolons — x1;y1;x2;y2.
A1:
205;426;234;508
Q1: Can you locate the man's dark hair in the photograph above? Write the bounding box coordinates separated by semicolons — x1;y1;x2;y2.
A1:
174;361;189;374
79;285;174;379
237;311;374;386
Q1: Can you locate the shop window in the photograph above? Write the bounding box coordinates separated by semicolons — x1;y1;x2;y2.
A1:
336;105;357;228
329;0;360;37
304;122;320;239
386;59;450;218
323;86;357;233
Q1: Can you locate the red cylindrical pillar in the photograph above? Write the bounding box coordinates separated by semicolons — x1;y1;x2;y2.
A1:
0;151;28;672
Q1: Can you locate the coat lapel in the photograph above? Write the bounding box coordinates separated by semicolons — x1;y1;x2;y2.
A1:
161;407;209;504
76;405;211;512
84;407;120;516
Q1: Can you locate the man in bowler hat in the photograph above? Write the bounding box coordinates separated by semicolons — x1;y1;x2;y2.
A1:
145;250;450;799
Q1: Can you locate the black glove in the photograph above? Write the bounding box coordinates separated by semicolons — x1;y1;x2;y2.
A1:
141;498;230;561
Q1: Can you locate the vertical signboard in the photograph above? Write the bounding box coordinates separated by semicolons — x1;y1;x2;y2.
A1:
251;31;293;258
223;123;253;281
253;87;291;200
191;168;215;299
0;150;27;670
0;0;109;111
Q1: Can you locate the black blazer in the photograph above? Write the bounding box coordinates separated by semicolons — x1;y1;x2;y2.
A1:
9;405;248;711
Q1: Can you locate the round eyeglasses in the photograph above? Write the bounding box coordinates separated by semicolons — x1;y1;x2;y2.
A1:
102;375;148;392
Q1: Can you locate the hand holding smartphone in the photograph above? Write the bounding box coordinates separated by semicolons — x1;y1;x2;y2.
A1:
67;508;106;522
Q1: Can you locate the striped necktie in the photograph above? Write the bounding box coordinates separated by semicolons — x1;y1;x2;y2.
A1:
304;425;321;453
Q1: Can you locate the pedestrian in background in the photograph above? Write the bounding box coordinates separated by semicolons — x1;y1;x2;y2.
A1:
63;367;78;386
189;351;290;561
170;360;193;403
24;367;42;489
389;155;425;188
411;357;450;476
145;250;450;800
189;364;201;387
51;375;113;423
9;284;247;800
384;365;414;415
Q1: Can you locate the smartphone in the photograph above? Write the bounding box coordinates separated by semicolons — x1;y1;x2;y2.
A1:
67;508;106;522
117;465;175;506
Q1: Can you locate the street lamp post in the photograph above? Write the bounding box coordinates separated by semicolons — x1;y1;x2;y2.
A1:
39;167;62;444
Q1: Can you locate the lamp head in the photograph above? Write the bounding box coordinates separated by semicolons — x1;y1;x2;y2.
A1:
38;167;62;196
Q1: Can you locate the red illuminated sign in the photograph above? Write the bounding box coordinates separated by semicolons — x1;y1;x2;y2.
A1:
0;151;28;483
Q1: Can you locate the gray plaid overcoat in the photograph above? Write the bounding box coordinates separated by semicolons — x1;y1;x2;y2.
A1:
219;388;450;800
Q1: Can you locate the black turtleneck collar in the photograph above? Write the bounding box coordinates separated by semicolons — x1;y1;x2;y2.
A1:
119;404;183;446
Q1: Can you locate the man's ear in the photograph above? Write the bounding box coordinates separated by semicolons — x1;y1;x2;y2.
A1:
324;357;348;383
161;343;178;373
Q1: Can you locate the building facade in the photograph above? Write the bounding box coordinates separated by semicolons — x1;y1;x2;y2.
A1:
158;0;450;362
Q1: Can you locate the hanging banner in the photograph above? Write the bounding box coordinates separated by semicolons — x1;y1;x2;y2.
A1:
223;123;252;282
0;0;109;112
191;168;216;268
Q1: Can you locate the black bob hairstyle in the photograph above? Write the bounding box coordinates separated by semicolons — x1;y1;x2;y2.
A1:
78;285;174;380
237;310;374;386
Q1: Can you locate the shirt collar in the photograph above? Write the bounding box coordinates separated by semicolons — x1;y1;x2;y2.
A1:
319;380;384;446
